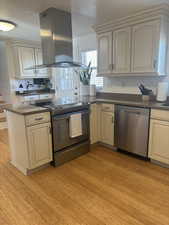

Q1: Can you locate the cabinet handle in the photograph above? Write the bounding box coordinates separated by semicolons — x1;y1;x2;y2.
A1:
35;117;43;121
109;64;113;71
153;59;157;70
49;126;52;134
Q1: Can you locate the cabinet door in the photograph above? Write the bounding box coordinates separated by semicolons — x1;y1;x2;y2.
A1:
35;48;49;78
90;104;100;144
131;20;160;73
149;119;169;164
101;111;114;146
97;32;112;75
27;123;52;169
113;27;131;73
17;47;36;78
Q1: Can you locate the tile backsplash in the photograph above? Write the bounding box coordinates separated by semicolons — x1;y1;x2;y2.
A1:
15;79;50;91
102;76;167;95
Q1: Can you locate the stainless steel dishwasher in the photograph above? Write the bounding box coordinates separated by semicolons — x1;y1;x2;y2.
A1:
114;105;150;157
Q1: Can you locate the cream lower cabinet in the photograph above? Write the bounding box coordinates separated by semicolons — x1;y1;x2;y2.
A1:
27;123;52;169
90;103;115;146
90;103;101;144
101;111;114;146
7;111;53;175
100;104;114;146
149;109;169;165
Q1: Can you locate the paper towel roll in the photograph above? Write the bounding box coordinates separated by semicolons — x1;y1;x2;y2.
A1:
156;82;169;102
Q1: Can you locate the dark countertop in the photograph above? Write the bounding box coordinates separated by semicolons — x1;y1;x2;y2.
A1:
5;105;50;115
95;98;169;110
5;96;169;115
81;96;169;111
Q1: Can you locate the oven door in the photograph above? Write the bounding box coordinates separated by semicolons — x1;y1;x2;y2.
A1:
52;109;89;152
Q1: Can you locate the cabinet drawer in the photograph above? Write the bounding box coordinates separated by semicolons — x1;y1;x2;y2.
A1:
101;103;114;112
151;109;169;121
25;112;50;126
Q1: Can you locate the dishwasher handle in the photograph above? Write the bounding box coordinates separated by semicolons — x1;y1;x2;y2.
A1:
124;110;141;115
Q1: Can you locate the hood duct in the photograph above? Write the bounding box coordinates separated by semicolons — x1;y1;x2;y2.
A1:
30;8;86;69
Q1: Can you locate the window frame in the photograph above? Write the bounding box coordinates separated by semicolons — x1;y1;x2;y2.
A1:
81;50;103;89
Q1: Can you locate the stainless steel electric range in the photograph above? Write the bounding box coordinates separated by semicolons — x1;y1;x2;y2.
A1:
33;101;90;167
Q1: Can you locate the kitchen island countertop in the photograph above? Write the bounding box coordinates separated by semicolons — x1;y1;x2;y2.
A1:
5;96;169;115
5;105;50;115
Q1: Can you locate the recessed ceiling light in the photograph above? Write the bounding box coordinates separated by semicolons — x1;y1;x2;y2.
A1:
0;20;16;32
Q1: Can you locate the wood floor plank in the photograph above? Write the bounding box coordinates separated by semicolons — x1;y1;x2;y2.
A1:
0;129;169;225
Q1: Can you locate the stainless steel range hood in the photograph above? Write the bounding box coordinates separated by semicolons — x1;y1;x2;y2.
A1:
34;8;86;69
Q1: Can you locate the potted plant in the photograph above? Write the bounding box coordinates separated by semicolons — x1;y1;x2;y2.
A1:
75;62;93;96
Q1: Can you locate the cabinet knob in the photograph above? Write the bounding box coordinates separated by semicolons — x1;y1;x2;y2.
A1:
109;64;114;71
153;59;157;70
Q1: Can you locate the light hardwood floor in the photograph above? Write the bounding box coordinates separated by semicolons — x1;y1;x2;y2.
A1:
1;129;169;225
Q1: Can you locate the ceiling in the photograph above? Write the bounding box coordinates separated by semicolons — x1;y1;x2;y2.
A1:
0;0;168;41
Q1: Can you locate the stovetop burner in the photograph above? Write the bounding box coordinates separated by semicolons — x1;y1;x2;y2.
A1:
33;101;89;115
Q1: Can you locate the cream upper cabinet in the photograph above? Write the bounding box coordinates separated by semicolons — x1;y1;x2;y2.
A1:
131;20;160;73
35;48;49;78
113;27;131;73
16;46;36;78
97;32;113;75
14;45;50;79
95;5;169;77
101;110;114;146
27;122;52;169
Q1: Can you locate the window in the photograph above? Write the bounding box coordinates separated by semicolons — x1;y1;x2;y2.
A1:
54;68;80;99
81;50;103;88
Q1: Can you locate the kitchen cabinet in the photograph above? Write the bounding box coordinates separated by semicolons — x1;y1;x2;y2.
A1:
97;32;113;75
100;104;114;146
7;111;53;175
14;46;49;79
27;123;52;169
131;20;160;73
113;27;131;73
149;109;169;165
90;103;101;144
35;48;49;77
15;46;35;78
95;5;169;77
90;103;115;146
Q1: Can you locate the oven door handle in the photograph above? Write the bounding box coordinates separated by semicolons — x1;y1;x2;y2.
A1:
52;110;89;121
53;116;69;121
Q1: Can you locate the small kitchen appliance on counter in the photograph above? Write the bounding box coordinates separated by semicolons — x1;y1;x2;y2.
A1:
156;82;168;102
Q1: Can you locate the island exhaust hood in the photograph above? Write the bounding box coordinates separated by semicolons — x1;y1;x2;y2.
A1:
32;8;86;69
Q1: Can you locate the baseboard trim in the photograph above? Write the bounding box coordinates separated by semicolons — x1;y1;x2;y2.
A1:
150;159;169;169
